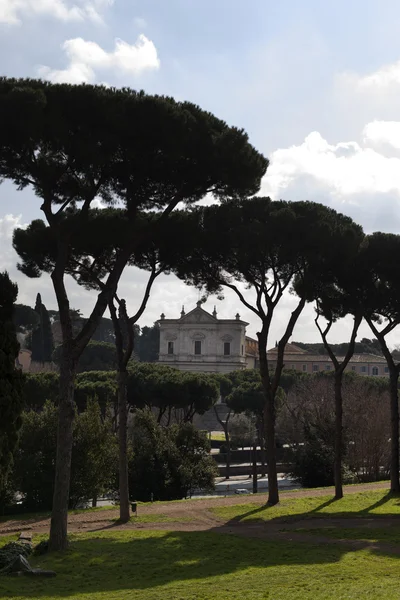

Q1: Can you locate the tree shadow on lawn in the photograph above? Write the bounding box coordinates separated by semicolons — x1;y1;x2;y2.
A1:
0;528;380;598
223;491;400;526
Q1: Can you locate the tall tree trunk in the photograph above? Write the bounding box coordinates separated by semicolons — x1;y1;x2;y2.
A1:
263;395;278;504
365;318;400;493
252;443;258;493
118;369;130;522
49;352;75;552
257;417;266;477
389;369;400;492
225;432;231;481
109;298;133;523
334;372;343;499
315;311;362;501
258;335;279;505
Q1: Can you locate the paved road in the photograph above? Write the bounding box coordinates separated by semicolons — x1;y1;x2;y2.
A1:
193;473;298;497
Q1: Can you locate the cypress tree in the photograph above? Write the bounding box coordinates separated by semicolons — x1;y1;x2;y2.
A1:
31;293;54;363
0;271;23;489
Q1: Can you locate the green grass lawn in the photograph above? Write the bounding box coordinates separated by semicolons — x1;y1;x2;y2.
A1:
1;528;400;599
212;489;398;523
294;526;400;544
111;514;191;524
210;432;226;441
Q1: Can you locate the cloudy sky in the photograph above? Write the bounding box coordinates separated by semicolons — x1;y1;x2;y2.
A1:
2;0;400;347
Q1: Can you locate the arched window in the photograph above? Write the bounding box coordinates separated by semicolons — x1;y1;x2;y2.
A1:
372;366;379;376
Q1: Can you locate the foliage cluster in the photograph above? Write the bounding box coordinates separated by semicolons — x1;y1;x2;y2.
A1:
129;410;217;501
0;272;23;496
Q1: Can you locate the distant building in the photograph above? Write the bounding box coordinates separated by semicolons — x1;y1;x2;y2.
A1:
157;302;255;373
244;336;258;369
157;303;389;378
267;343;389;378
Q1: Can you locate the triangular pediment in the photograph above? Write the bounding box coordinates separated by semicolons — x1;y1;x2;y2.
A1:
180;306;217;324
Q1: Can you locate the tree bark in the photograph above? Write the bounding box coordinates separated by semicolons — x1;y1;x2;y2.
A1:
252;443;258;493
225;433;231;481
109;298;132;523
48;250;129;551
118;369;130;522
257;418;266;477
334;372;343;499
365;318;400;493
263;396;278;504
315;311;362;500
258;332;279;505
389;369;400;492
49;351;76;552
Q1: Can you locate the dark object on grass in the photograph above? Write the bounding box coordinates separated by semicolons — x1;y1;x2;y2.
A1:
8;554;56;577
0;540;55;577
9;554;31;573
34;540;49;556
18;532;33;544
0;541;32;573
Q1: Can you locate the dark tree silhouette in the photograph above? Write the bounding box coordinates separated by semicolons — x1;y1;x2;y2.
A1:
0;271;23;493
31;293;54;363
168;197;363;505
5;78;267;549
359;233;400;492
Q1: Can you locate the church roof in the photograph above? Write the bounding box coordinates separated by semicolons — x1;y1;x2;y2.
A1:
158;302;249;326
179;302;217;323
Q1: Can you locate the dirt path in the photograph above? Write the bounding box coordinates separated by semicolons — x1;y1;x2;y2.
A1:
1;481;398;554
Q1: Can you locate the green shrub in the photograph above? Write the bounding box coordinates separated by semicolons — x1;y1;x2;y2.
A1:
0;542;32;574
129;411;217;501
290;423;354;488
13;400;118;510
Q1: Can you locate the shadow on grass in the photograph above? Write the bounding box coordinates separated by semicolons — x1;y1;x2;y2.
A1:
222;491;400;526
223;496;339;525
2;495;400;597
0;528;384;598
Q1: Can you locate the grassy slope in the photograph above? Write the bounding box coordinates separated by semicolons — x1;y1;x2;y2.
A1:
1;529;400;600
2;489;400;599
212;489;399;522
294;526;400;544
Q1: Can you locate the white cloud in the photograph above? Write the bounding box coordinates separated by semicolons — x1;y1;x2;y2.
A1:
363;120;400;149
0;214;25;270
357;59;400;89
0;0;113;25
262;126;400;200
331;57;400;143
0;213;54;308
337;56;400;93
38;62;94;84
38;34;160;84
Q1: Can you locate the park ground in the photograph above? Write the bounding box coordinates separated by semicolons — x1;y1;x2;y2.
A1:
2;482;400;599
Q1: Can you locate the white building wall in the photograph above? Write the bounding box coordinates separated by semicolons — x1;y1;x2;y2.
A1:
158;303;249;374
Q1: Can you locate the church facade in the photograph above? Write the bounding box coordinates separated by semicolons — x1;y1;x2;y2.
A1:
157;302;252;373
